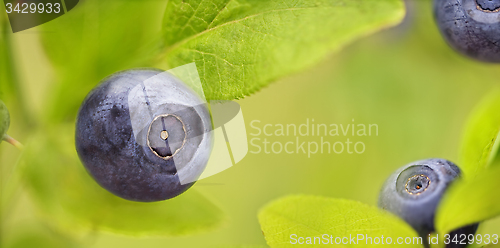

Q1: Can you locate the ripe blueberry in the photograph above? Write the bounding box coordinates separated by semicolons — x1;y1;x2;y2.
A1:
434;0;500;62
378;159;478;246
75;69;213;202
0;100;9;140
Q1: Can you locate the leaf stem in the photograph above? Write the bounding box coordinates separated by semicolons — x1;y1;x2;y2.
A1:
3;134;24;150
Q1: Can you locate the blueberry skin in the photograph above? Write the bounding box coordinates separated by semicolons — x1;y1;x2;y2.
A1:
0;100;10;139
75;69;213;202
447;224;479;248
378;159;478;245
434;0;500;62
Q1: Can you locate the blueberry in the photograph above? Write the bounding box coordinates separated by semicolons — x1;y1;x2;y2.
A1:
0;100;10;140
75;69;213;202
446;224;480;248
434;0;500;62
378;159;478;247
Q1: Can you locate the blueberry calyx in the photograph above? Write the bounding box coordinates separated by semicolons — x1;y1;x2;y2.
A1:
476;0;500;12
147;114;186;159
395;164;440;200
405;174;431;195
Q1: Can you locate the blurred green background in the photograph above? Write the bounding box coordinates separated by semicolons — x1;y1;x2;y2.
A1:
2;0;500;247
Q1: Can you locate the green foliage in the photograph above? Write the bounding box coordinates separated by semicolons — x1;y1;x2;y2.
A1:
40;0;404;122
459;89;500;179
436;166;500;235
20;124;224;237
7;0;466;244
20;0;407;239
161;0;405;100
0;99;9;139
436;90;500;234
40;0;166;122
17;0;228;238
258;195;421;248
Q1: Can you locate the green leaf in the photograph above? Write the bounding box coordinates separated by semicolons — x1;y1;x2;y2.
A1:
20;124;224;237
161;0;405;100
459;89;500;178
40;0;166;122
436;166;500;235
40;0;404;120
438;90;500;234
258;195;421;248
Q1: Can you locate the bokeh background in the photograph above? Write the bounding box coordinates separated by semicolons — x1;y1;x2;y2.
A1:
1;0;500;247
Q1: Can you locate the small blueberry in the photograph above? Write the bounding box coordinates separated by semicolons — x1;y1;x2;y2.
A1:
378;158;478;247
434;0;500;62
75;69;213;202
